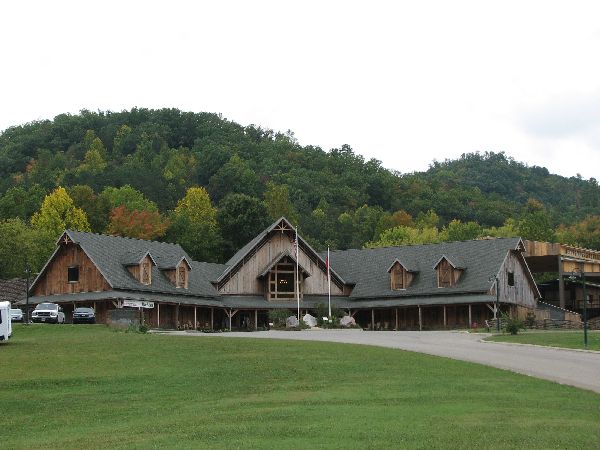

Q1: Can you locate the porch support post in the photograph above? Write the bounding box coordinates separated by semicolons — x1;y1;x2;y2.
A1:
229;309;232;331
558;255;566;309
254;309;258;329
395;308;398;331
418;306;422;331
176;304;180;330
371;309;375;330
468;304;472;328
157;303;160;328
443;305;447;329
194;306;197;330
210;307;214;330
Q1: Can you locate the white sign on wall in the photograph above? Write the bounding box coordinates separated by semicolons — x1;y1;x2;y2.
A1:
123;300;155;309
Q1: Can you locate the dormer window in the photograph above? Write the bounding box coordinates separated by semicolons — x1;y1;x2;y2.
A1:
176;261;190;289
435;256;463;288
387;260;415;290
141;260;152;285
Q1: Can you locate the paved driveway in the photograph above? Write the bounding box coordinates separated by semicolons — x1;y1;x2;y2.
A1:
163;330;600;393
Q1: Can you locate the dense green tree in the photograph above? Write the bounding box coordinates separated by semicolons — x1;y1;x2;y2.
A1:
68;185;110;233
443;219;483;241
100;185;158;212
367;225;443;248
0;219;55;278
263;182;299;224
217;194;269;257
208;155;262;202
0;185;46;221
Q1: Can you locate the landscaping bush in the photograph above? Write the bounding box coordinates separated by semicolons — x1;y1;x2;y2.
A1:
503;315;524;335
524;311;536;328
269;309;292;329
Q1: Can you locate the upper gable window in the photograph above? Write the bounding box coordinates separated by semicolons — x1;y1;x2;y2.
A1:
68;266;79;283
507;271;515;287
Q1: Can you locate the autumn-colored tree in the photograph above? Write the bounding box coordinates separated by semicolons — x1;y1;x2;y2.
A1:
173;187;217;227
107;205;170;240
166;187;222;261
31;187;91;237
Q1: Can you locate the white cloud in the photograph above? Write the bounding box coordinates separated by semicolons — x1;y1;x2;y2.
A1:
1;0;599;180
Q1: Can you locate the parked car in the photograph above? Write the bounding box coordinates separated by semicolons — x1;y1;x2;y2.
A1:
73;307;96;324
10;308;23;322
31;303;65;324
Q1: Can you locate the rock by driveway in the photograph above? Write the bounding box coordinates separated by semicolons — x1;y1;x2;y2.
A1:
162;330;600;393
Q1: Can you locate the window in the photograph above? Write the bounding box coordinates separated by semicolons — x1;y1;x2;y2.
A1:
437;263;453;288
507;272;515;287
268;259;300;300
141;261;151;285
391;265;405;290
68;266;79;283
177;265;188;289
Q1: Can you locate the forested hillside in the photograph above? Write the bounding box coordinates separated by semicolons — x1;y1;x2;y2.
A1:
0;108;599;278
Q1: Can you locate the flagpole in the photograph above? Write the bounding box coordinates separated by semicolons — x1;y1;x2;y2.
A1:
295;226;300;321
327;247;331;318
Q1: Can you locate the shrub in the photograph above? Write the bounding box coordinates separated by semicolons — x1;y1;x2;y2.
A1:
503;314;524;335
138;324;149;333
269;309;292;329
524;311;536;328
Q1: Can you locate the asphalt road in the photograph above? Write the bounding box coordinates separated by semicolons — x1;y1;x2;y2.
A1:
164;330;600;393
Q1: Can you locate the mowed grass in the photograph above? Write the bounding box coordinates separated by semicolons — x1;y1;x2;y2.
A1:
486;330;600;351
2;326;600;449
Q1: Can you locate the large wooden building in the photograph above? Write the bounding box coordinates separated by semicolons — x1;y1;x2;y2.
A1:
24;217;539;330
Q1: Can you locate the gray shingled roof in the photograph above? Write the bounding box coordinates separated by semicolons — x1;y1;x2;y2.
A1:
0;278;26;303
55;231;226;297
320;238;523;299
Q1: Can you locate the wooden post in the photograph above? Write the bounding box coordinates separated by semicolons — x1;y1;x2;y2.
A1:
371;309;375;330
229;309;232;331
210;307;214;330
558;255;566;309
395;308;398;331
418;306;422;331
176;304;180;330
254;309;258;330
443;305;447;329
468;304;472;328
157;303;160;328
194;306;197;330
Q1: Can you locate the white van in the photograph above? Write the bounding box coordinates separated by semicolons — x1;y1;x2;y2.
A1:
0;301;12;342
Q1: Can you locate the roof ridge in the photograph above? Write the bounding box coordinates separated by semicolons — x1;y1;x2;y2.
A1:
67;229;183;248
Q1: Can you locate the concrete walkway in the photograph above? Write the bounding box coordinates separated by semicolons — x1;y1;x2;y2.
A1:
161;330;600;393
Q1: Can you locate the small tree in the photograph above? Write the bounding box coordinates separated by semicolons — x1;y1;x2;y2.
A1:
502;313;524;335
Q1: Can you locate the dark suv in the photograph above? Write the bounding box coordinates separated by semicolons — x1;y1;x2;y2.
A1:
73;307;96;324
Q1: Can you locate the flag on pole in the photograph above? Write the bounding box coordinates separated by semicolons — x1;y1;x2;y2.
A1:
327;247;332;318
295;227;300;320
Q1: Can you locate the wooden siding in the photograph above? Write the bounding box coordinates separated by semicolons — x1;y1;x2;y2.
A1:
219;232;343;296
32;244;110;296
493;250;536;309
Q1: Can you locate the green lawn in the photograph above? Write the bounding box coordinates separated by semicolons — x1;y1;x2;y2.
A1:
486;330;600;351
2;326;600;449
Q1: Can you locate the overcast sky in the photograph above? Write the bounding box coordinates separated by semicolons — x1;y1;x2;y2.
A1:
1;1;599;179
